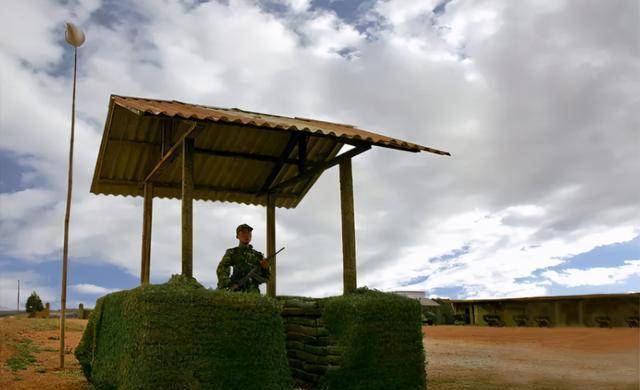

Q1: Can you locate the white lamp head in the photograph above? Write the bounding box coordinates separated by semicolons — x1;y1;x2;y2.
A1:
65;22;85;47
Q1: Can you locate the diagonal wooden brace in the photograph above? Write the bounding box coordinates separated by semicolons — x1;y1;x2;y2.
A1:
142;122;200;187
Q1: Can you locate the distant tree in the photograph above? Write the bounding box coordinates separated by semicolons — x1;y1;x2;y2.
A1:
26;291;44;313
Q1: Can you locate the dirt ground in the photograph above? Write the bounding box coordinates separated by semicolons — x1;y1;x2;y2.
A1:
1;316;638;389
423;325;640;390
0;315;89;389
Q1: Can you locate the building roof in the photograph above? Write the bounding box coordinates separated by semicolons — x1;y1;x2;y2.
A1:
391;290;426;299
419;298;440;307
390;290;439;306
389;290;440;306
90;95;450;209
444;292;640;304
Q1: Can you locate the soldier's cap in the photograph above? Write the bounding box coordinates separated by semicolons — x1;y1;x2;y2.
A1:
236;223;253;234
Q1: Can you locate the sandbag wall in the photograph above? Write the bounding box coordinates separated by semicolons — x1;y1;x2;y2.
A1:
278;297;341;388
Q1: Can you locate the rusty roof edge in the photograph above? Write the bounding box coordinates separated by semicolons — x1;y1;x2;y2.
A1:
294;116;356;128
112;96;142;116
419;145;451;156
90;97;118;194
112;95;451;157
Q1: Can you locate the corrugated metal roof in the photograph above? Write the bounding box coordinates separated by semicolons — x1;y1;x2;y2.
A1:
90;95;450;208
111;96;450;155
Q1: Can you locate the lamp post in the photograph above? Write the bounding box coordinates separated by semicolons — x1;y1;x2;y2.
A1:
60;22;85;370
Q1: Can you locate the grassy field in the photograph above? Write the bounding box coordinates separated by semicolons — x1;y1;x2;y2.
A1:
1;315;638;389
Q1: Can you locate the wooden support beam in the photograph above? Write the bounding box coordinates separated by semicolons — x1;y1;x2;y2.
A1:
339;158;357;294
578;300;584;326
182;137;194;278
195;147;283;163
143;122;198;185
140;182;153;285
266;194;276;297
193;147;317;165
161;120;171;155
265;145;371;195
109;139;322;166
298;134;308;174
258;134;299;194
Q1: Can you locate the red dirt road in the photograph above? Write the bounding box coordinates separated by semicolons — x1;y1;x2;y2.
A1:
2;316;639;389
423;325;640;390
0;316;88;389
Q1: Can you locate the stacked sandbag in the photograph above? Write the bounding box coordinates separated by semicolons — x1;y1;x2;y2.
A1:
278;297;341;387
279;288;426;390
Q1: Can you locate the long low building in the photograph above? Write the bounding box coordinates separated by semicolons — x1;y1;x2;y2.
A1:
390;290;440;308
445;293;639;327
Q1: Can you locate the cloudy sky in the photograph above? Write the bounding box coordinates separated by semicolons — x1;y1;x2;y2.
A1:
1;0;638;310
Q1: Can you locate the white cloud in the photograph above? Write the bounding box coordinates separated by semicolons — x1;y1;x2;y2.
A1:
0;189;56;221
297;11;364;56
364;205;639;298
72;283;120;294
542;260;640;288
277;0;312;13
0;0;100;67
0;0;638;302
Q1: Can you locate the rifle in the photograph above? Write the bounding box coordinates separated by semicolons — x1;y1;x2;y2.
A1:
232;247;285;291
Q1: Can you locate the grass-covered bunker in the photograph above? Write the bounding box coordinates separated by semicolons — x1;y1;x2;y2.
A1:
75;275;292;389
81;95;449;388
76;281;426;389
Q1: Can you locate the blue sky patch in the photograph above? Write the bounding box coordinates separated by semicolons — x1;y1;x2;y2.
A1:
2;256;138;309
0;151;34;193
556;236;640;269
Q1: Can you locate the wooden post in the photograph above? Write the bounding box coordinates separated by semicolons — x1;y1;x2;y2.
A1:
266;194;276;297
60;47;79;369
578;300;584;326
339;158;357;294
140;182;153;284
182;138;194;278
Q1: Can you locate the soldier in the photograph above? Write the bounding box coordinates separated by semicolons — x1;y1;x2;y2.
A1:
216;223;270;293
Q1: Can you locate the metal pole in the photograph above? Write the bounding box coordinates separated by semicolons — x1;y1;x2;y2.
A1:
17;280;20;312
60;47;77;369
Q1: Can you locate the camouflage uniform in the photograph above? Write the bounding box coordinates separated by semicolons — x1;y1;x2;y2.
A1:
216;244;270;293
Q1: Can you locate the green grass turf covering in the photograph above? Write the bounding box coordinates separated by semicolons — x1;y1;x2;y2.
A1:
320;287;426;390
75;275;292;389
